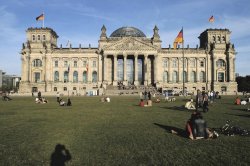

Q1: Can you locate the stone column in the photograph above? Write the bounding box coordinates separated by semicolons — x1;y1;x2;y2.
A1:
123;53;127;85
144;54;148;86
213;56;217;82
196;58;199;82
229;57;234;82
134;53;138;85
27;56;30;82
103;54;107;82
168;58;172;82
187;58;189;82
113;54;118;86
178;57;181;83
207;54;211;83
154;54;158;84
230;58;235;81
98;54;102;84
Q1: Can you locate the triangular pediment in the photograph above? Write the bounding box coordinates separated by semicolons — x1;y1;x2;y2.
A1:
103;37;157;51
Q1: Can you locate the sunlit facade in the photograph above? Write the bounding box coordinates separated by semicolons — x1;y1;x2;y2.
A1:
19;26;237;95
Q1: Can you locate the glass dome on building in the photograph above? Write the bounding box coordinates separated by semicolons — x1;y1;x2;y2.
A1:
110;27;146;37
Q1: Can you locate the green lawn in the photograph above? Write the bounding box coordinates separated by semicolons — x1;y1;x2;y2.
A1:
0;95;249;165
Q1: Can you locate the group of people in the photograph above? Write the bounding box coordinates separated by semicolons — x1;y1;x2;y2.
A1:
139;99;152;107
235;96;249;105
34;91;49;104
100;96;111;102
196;91;210;112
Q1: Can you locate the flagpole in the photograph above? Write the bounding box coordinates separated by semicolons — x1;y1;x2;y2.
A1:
42;12;44;28
182;27;185;96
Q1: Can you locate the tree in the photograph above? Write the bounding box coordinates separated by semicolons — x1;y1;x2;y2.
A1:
236;76;250;92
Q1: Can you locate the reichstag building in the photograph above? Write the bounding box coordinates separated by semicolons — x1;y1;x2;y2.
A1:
19;25;237;95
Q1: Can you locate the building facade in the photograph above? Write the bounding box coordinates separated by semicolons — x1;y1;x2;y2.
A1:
0;70;21;92
19;26;237;95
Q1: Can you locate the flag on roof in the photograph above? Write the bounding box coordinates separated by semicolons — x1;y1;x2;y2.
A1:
173;28;183;49
36;14;44;21
209;15;214;22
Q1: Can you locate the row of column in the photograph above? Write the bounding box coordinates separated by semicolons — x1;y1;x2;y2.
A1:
102;53;158;85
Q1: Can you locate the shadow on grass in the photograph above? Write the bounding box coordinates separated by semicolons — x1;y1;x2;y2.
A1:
50;144;72;166
225;113;250;118
231;108;248;112
154;123;187;139
159;106;186;111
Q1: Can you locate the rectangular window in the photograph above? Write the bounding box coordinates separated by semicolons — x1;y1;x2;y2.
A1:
83;61;87;67
54;87;57;91
74;61;77;67
73;87;77;90
38;35;40;41
55;61;58;67
43;35;46;41
163;59;167;68
218;72;224;82
34;72;40;82
93;61;96;67
64;61;68;67
64;87;67;91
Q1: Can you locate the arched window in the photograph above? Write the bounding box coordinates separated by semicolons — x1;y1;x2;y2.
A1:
43;35;46;41
32;35;36;41
73;71;78;83
190;71;196;82
213;36;216;42
38;35;40;41
64;71;69;83
54;71;59;82
217;59;225;67
83;71;88;83
163;71;168;82
92;71;97;83
200;61;204;67
222;36;226;42
172;71;178;83
218;36;221;42
200;71;205;82
181;71;187;82
33;59;42;67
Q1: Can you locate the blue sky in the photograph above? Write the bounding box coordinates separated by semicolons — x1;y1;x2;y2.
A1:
0;0;250;76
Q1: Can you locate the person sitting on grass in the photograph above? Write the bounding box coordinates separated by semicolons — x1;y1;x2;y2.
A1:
139;99;144;107
59;99;66;106
105;96;111;102
186;112;213;140
67;98;72;106
35;97;42;104
42;97;48;103
2;92;12;101
241;100;247;105
155;97;161;103
144;99;152;107
185;99;196;110
235;97;241;105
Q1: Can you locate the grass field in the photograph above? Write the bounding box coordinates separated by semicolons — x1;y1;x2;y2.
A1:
0;95;250;166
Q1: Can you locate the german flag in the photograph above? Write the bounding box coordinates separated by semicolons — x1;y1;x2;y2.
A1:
209;15;214;22
36;14;44;21
173;29;183;49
